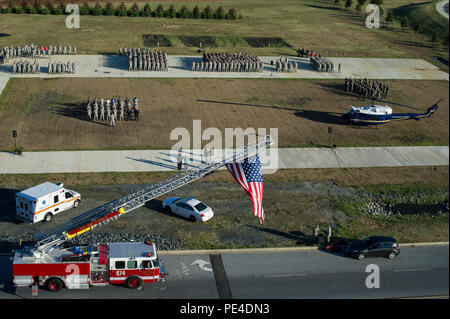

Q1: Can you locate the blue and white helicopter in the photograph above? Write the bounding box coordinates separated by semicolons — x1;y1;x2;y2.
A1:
341;98;441;125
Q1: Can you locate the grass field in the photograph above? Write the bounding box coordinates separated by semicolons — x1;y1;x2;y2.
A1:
393;0;449;43
0;166;448;189
0;78;447;151
0;0;448;61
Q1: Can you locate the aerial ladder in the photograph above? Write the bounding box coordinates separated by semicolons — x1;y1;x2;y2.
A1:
32;135;274;258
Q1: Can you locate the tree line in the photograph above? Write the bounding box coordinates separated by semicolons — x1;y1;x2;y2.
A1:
333;0;446;46
0;1;243;19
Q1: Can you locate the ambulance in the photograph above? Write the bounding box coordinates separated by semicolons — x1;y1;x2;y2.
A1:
16;182;81;223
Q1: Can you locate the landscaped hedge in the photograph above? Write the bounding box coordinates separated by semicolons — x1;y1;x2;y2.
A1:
0;1;243;19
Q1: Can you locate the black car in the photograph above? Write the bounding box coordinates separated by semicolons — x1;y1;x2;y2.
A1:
347;236;400;260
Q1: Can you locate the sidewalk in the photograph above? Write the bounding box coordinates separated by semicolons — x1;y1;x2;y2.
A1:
436;0;449;19
0;146;448;174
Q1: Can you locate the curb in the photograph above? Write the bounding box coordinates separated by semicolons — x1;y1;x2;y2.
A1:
157;242;448;255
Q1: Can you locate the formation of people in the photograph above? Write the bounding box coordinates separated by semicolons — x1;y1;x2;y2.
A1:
120;48;168;72
310;55;335;73
0;44;77;60
192;52;263;72
275;57;298;73
345;78;390;100
11;60;41;74
296;48;317;58
48;61;76;74
86;96;140;126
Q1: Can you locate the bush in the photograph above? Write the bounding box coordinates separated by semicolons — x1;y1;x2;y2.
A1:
14;6;25;14
38;6;49;14
400;16;409;29
180;5;189;19
2;6;12;14
431;30;440;43
345;0;353;9
53;5;63;15
0;2;240;20
105;2;114;15
143;3;151;17
193;5;200;19
115;2;127;16
155;4;164;17
203;6;213;19
215;6;224;19
166;5;176;18
26;5;36;14
228;8;237;20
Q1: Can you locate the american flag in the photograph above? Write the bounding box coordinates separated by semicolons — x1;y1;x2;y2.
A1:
226;154;265;223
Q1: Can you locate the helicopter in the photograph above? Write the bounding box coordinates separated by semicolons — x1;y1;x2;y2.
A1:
341;98;441;125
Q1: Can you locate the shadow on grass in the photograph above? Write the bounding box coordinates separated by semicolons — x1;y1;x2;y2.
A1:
52;102;111;126
392;40;437;49
245;225;315;246
196;99;302;112
294;109;347;125
0;188;20;223
145;199;192;222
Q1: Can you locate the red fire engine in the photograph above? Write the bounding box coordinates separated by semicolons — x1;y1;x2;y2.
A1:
13;241;165;291
11;136;273;292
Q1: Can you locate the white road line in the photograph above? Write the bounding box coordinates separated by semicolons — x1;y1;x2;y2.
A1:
263;274;308;278
393;268;431;272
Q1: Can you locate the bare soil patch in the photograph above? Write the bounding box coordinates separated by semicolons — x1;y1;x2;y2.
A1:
142;34;172;47
243;37;292;48
178;35;217;47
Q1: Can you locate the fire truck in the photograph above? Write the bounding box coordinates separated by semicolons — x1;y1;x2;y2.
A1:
11;136;274;292
13;241;165;291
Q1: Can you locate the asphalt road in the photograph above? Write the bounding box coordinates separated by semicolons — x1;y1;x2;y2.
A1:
0;245;447;299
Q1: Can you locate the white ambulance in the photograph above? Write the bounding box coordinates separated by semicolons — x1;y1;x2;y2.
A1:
16;182;81;223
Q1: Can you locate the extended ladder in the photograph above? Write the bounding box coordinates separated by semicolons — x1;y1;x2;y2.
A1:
33;135;274;258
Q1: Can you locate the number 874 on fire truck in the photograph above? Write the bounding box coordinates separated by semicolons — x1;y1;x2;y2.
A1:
13;241;166;292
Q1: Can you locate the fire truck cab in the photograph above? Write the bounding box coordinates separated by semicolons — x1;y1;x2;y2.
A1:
13;241;166;291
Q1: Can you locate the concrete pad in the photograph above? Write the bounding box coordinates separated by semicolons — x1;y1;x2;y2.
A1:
0;146;447;174
0;74;10;96
0;55;448;81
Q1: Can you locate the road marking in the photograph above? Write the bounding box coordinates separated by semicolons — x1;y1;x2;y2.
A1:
393;268;431;272
191;259;213;272
263;274;308;278
210;254;232;299
399;295;449;299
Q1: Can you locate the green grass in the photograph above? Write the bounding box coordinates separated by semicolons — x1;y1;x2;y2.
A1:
392;1;449;44
0;0;447;58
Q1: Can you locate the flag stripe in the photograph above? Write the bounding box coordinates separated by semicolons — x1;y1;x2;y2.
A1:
226;155;265;223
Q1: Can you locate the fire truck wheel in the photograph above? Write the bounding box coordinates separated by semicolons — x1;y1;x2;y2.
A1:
45;278;63;292
126;276;142;289
44;213;53;222
74;200;80;208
